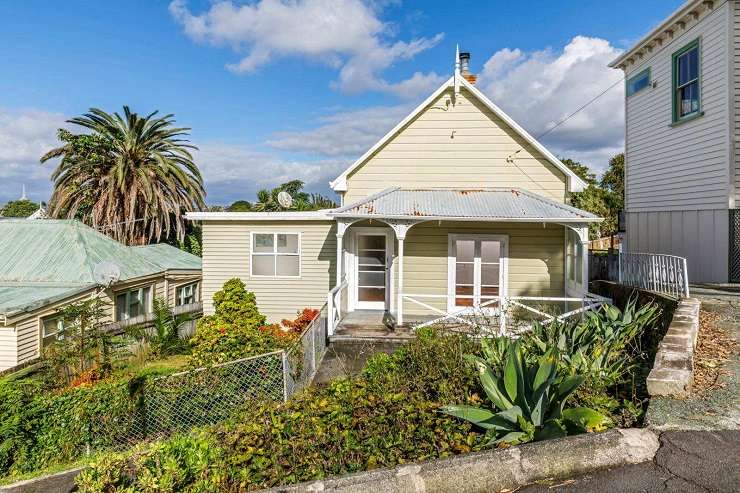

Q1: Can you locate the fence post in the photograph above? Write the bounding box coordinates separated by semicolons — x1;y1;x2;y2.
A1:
281;351;289;402
682;258;690;297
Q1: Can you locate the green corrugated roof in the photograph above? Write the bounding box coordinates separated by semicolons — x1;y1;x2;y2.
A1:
0;285;95;315
0;219;200;316
134;243;202;271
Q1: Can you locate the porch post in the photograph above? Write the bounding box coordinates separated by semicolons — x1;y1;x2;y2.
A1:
336;233;343;286
397;236;405;326
578;225;589;295
387;220;419;327
335;220;350;286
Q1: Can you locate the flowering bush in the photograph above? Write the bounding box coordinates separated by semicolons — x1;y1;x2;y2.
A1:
281;308;319;334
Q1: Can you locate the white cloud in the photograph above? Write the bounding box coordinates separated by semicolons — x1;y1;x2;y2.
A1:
193;142;344;204
477;36;624;173
169;0;443;98
266;103;411;157
0;109;66;204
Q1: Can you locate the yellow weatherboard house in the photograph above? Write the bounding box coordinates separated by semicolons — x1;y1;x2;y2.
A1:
187;50;603;338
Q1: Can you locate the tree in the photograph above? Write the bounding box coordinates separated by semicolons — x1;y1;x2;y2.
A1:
40;107;206;245
600;153;624;211
227;200;253;212
252;180;337;212
563;155;623;240
42;298;126;387
0;199;39;217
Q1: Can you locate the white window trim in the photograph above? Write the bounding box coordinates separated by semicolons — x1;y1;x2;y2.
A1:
447;234;509;312
249;231;302;279
115;285;153;321
176;282;199;306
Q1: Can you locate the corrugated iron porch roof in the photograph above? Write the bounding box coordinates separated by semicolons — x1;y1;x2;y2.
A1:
329;188;601;223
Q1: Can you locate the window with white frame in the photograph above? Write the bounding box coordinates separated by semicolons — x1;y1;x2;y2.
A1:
41;316;65;347
176;282;199;306
115;286;152;321
251;232;300;277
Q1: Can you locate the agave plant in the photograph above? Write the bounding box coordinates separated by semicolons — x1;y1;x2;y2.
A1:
525;297;659;387
441;342;609;446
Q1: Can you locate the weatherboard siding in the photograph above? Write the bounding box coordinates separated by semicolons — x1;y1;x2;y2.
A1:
620;1;735;282
0;328;18;369
343;88;568;204
624;1;732;212
390;221;565;315
201;221;337;322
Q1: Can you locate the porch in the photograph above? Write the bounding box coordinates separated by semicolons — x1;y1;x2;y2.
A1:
324;188;607;338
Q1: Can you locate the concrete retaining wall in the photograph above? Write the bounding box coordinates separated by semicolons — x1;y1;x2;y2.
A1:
258;429;659;493
646;297;701;396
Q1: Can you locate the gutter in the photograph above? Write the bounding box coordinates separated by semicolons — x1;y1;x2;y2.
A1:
185;211;334;221
328;214;603;223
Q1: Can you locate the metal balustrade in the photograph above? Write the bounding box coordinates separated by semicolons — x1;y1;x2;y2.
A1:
619;252;689;298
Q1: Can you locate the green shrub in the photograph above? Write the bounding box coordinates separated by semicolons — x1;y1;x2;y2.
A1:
189;279;288;367
212;278;266;327
0;378;137;477
76;434;225;493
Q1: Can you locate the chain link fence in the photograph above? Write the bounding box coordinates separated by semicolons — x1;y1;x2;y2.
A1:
92;303;329;450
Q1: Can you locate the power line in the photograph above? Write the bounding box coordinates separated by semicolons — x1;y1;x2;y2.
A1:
504;75;625;192
535;76;624;141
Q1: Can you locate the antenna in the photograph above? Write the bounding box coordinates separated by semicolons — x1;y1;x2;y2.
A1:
93;261;121;287
277;191;293;209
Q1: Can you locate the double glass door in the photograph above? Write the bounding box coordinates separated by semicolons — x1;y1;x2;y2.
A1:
451;237;504;309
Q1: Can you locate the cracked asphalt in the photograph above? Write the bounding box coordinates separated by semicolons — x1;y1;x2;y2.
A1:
519;430;739;492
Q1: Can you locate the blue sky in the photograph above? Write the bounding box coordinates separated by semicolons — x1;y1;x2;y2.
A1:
0;0;681;206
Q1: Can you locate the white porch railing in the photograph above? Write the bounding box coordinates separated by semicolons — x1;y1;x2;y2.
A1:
402;293;611;333
619;252;689;298
327;277;348;336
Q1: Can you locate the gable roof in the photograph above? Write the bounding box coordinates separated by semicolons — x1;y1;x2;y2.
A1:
330;76;587;194
329;187;601;223
0;219;200;287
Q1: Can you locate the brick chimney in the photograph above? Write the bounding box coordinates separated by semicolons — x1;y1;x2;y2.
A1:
459;52;477;84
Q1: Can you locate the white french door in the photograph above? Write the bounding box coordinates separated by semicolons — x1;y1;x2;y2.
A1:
448;235;507;311
352;229;393;310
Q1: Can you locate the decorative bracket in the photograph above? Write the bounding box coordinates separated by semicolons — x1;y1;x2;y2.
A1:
387;219;423;241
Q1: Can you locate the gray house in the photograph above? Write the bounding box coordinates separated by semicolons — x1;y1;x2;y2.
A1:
609;0;740;283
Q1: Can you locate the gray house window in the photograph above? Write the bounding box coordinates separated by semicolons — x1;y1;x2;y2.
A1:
626;68;650;96
672;39;701;122
41;316;65;347
176;282;199;306
115;286;152;321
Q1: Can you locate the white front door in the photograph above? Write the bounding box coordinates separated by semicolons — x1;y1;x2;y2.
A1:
353;229;392;310
448;235;507;311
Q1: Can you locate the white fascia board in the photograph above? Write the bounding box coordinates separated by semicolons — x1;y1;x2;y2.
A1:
330;76;587;193
608;0;701;68
330;214;603;223
185;211;334;221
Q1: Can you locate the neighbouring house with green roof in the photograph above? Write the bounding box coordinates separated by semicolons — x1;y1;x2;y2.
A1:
0;219;202;371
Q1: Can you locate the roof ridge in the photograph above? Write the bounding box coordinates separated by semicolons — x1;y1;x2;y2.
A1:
72;221;99;282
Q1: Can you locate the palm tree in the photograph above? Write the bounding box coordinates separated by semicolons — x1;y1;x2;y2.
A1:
41;107;206;245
